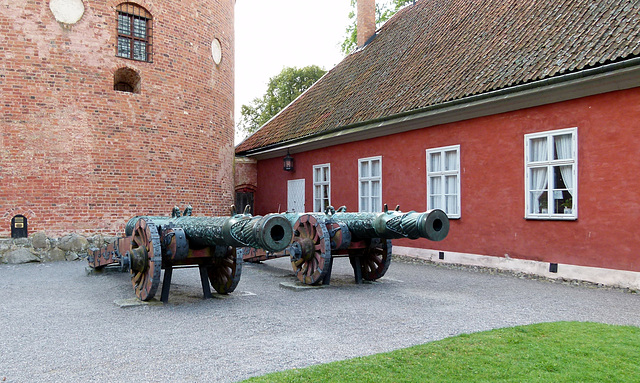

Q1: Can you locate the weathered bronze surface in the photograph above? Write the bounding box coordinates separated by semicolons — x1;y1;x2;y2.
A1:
244;206;450;286
88;207;294;302
125;213;291;253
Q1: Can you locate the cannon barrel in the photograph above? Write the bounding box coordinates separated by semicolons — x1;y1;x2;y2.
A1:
330;209;449;241
125;213;293;253
242;207;450;286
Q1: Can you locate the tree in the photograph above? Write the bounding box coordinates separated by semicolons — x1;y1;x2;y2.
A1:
341;0;414;55
238;65;327;135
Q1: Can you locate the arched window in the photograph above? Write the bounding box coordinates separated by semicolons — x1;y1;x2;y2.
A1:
114;67;141;93
116;3;153;62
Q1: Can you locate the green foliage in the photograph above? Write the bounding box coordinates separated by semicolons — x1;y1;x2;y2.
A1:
242;322;640;382
341;0;414;55
238;65;326;135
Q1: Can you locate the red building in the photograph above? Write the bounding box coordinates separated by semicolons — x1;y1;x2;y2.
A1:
235;0;640;288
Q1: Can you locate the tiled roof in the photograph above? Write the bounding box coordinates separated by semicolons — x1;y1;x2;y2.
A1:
236;0;640;154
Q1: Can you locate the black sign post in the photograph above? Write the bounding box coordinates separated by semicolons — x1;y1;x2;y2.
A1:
11;215;28;238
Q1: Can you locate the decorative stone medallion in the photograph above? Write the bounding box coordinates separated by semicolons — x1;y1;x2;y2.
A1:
49;0;85;25
211;38;222;65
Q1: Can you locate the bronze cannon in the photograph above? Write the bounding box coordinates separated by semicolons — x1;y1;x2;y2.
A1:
243;205;449;285
88;206;293;302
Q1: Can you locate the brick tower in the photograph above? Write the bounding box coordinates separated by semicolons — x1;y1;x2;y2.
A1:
1;0;235;235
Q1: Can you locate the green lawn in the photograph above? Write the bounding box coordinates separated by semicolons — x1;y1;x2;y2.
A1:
242;322;640;382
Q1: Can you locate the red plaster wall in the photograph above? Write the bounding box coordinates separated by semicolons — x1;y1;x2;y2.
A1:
1;0;235;235
253;88;640;272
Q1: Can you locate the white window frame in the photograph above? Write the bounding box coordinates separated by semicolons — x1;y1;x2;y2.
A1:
358;156;382;213
313;163;331;213
426;145;461;218
524;127;578;220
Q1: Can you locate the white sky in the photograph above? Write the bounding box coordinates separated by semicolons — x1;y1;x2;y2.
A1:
234;0;353;143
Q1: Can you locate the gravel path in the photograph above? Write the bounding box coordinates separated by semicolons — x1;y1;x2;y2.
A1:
1;256;639;382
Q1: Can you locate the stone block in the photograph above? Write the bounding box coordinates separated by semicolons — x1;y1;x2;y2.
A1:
65;251;80;261
41;248;67;262
31;232;49;249
57;234;89;252
12;238;30;247
3;248;39;264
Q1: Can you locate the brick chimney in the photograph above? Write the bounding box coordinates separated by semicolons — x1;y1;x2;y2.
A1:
357;0;376;47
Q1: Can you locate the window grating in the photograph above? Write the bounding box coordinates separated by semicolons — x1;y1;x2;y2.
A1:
116;3;153;62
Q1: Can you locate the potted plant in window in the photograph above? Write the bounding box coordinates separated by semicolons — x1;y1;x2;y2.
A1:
561;198;572;214
539;195;548;214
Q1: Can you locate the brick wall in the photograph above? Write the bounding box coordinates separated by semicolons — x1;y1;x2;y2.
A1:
0;0;235;236
234;156;257;191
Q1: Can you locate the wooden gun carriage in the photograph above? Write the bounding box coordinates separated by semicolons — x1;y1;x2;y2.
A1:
87;206;293;302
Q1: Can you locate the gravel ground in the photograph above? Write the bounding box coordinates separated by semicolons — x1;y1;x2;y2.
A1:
1;255;639;382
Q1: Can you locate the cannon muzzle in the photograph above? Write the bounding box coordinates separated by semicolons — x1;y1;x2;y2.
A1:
401;209;449;241
222;213;292;253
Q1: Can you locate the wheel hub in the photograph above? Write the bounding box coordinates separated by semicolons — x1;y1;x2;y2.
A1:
297;237;316;262
129;246;148;273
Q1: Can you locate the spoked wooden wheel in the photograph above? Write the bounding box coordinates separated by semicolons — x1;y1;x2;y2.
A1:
360;238;392;281
290;214;331;285
208;247;242;294
129;218;162;301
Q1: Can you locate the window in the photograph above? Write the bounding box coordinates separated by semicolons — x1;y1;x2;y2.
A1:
426;145;461;218
313;164;331;213
525;128;577;219
358;156;382;212
116;3;153;62
113;67;141;93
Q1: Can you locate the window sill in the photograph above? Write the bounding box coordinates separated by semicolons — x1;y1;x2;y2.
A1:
525;215;577;221
116;54;153;64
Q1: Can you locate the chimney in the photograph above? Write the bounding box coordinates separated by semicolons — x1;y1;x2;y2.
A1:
357;0;376;47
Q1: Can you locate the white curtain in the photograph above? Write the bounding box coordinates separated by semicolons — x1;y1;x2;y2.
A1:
445;150;457;171
445;175;457;214
430;153;441;172
530;138;548;212
430;176;442;210
554;135;573;196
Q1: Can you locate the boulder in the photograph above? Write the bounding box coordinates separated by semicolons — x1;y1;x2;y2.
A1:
3;248;39;264
57;233;89;252
40;248;67;262
0;239;12;252
12;237;30;247
31;232;49;249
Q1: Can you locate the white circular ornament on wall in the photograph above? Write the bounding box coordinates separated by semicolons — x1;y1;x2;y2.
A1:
211;38;222;65
49;0;85;24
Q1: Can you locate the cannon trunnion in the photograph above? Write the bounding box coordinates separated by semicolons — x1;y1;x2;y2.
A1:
88;208;293;302
243;205;450;285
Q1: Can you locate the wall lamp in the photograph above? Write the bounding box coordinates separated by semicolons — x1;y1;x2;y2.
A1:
283;151;294;172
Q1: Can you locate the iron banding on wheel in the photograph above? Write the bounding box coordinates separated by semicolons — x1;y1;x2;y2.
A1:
290;214;331;285
129;218;162;301
208;247;243;294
